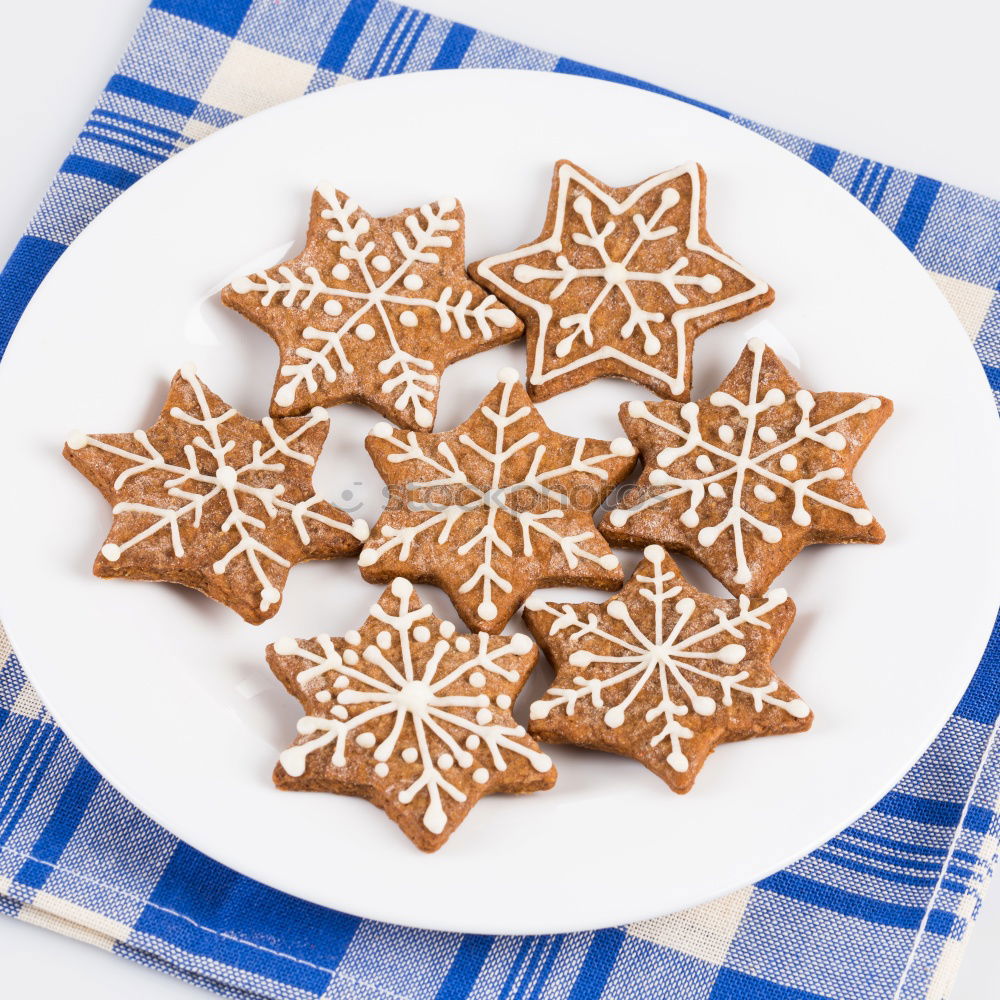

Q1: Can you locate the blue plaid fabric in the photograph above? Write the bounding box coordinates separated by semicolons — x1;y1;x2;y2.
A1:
1;2;998;998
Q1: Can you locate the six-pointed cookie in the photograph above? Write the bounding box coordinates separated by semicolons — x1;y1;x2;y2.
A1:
269;578;555;851
358;368;637;632
222;185;522;429
602;339;892;596
524;546;811;793
473;160;773;402
64;366;368;624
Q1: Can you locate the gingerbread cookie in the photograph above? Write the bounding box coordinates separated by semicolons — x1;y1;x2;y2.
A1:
358;367;637;633
602;339;892;596
222;185;522;429
524;546;810;792
270;578;555;851
472;160;772;402
64;366;368;624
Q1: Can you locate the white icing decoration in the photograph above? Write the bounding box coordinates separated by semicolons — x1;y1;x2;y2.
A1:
528;546;807;772
70;368;367;613
609;340;881;585
477;162;769;395
359;373;628;622
275;585;549;834
232;188;516;427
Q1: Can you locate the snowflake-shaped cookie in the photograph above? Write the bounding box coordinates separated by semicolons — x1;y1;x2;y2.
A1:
63;366;368;624
524;546;810;792
602;339;892;595
222;185;522;429
358;368;637;633
473;160;773;402
270;578;555;851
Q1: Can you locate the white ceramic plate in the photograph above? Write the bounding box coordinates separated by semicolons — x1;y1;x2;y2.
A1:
0;70;997;935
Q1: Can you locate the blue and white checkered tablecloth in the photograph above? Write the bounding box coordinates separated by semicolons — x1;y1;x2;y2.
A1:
1;2;998;998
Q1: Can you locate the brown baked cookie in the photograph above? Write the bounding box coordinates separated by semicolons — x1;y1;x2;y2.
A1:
222;185;522;429
472;160;772;402
524;546;810;793
602;339;892;596
358;367;637;633
63;366;368;624
269;577;555;851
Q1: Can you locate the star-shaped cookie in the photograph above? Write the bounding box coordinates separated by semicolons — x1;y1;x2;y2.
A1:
602;339;892;595
64;366;368;624
222;185;523;429
269;578;555;851
472;160;773;402
358;367;637;633
524;546;810;792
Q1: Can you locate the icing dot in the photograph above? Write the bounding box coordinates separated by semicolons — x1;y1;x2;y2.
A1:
643;544;666;562
598;554;619;571
345;630;362;645
718;425;734;444
179;362;197;381
215;465;238;489
611;437;635;457
101;543;121;562
66;431;88;450
439;620;456;639
754;484;777;503
572;195;591;215
680;402;700;422
374;762;389;778
758;426;777;443
376;630;392;650
607;601;628;620
371;254;391;272
371;422;393;439
479;600;498;621
513;264;536;284
262;586;281;607
390;577;413;599
779;454;798;472
472;767;489;784
476;708;493;725
465;734;481;751
700;274;723;293
708;483;726;499
524;595;547;611
355;732;376;748
334;676;350;689
667;751;689;773
497;367;519;385
355;322;376;341
401;747;418;764
274;383;297;407
509;633;533;655
399;310;418;327
853;508;874;526
274;637;297;655
413;625;431;643
323;299;343;316
495;694;512;710
438;196;457;213
403;273;423;291
455;636;471;653
493;309;517;328
695;455;714;473
331;705;349;720
332;263;350;280
343;650;359;665
649;469;669;486
315;690;332;703
469;672;486;688
437;753;454;769
680;509;700;528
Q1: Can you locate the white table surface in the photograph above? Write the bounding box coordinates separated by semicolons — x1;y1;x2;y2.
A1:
0;1;996;997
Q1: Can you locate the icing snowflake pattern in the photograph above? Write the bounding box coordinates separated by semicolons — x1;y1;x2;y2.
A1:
271;578;554;850
224;186;521;429
524;546;810;791
474;160;772;400
603;339;891;595
64;366;368;623
358;368;636;632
